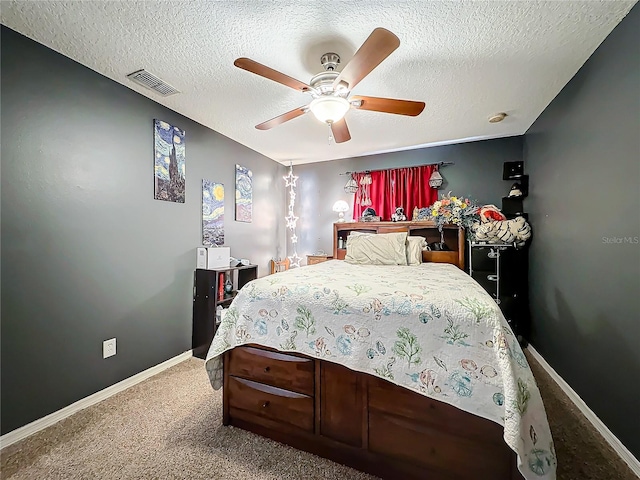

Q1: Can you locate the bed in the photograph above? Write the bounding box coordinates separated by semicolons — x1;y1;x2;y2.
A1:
205;222;556;480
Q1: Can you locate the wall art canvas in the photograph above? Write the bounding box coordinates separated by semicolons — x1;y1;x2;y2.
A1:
235;164;253;223
154;119;185;203
202;179;224;246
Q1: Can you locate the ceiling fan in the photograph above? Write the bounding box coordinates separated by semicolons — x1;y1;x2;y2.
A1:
234;28;425;143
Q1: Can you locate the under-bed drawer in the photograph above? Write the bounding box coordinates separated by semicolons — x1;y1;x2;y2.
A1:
228;345;314;395
227;376;314;432
368;376;504;443
368;410;512;479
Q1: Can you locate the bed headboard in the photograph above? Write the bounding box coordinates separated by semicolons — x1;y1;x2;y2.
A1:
333;221;465;270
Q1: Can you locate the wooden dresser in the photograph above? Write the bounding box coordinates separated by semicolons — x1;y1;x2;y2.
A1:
306;254;333;265
223;344;520;480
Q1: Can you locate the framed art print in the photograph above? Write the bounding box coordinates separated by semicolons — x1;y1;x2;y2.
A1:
154;120;185;203
202;179;224;246
235;164;252;222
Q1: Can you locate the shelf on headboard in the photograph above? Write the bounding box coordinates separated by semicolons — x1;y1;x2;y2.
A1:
333;221;465;269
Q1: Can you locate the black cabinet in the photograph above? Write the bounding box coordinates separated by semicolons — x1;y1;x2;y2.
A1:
468;242;530;343
192;264;257;359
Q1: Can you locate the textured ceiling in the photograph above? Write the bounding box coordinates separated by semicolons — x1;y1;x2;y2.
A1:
1;1;636;164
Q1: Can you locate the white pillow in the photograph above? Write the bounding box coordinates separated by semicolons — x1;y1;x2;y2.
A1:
406;236;426;265
345;232;408;265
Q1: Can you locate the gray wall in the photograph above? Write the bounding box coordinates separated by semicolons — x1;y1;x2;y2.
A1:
295;136;523;257
0;26;286;435
524;5;640;457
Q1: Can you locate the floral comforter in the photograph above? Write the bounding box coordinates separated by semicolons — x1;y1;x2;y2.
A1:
205;261;556;480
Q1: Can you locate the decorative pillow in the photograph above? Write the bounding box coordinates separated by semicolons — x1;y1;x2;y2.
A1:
406;236;426;265
345;232;408;265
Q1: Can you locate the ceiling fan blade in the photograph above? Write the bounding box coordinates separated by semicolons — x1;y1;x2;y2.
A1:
332;28;400;91
255;106;308;130
234;57;311;93
350;95;425;116
331;118;351;143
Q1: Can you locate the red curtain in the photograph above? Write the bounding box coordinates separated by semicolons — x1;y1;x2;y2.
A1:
352;165;438;221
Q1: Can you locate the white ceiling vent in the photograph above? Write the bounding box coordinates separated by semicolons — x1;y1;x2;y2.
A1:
126;69;179;96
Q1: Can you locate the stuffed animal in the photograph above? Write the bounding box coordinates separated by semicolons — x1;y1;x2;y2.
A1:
391;207;407;222
470;212;531;248
508;183;523;197
360;207;379;222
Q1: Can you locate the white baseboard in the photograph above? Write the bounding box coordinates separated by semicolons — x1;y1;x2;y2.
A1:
0;350;194;450
527;345;640;476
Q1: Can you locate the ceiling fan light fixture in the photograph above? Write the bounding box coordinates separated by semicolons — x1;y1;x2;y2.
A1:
309;96;350;124
235;28;423;142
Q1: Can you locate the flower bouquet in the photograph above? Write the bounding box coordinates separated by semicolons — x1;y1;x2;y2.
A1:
414;192;480;244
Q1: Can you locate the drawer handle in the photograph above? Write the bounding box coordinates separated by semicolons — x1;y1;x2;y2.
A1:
487;275;498;282
264;366;271;373
262;401;270;408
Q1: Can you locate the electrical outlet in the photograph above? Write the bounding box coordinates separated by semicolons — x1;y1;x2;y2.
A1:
103;338;116;359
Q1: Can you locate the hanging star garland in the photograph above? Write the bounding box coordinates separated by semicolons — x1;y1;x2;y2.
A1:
285;213;298;229
285;164;300;268
283;168;298;188
288;251;303;268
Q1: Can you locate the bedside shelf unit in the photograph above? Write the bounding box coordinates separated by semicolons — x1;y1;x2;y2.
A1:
468;241;530;343
502;161;529;219
333;221;465;270
192;264;257;359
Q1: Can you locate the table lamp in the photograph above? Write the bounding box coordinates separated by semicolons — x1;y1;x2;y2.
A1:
332;200;349;223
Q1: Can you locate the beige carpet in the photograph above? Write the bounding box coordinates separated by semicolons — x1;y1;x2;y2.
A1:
1;358;376;480
1;353;637;480
524;351;638;480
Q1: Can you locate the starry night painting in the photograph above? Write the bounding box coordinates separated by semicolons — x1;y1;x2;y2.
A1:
235;164;252;223
154;119;185;203
203;179;224;246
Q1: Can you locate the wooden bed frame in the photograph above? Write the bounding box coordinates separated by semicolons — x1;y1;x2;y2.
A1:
222;221;523;480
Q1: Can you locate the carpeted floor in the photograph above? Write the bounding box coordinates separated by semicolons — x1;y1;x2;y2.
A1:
524;351;637;480
1;352;637;480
